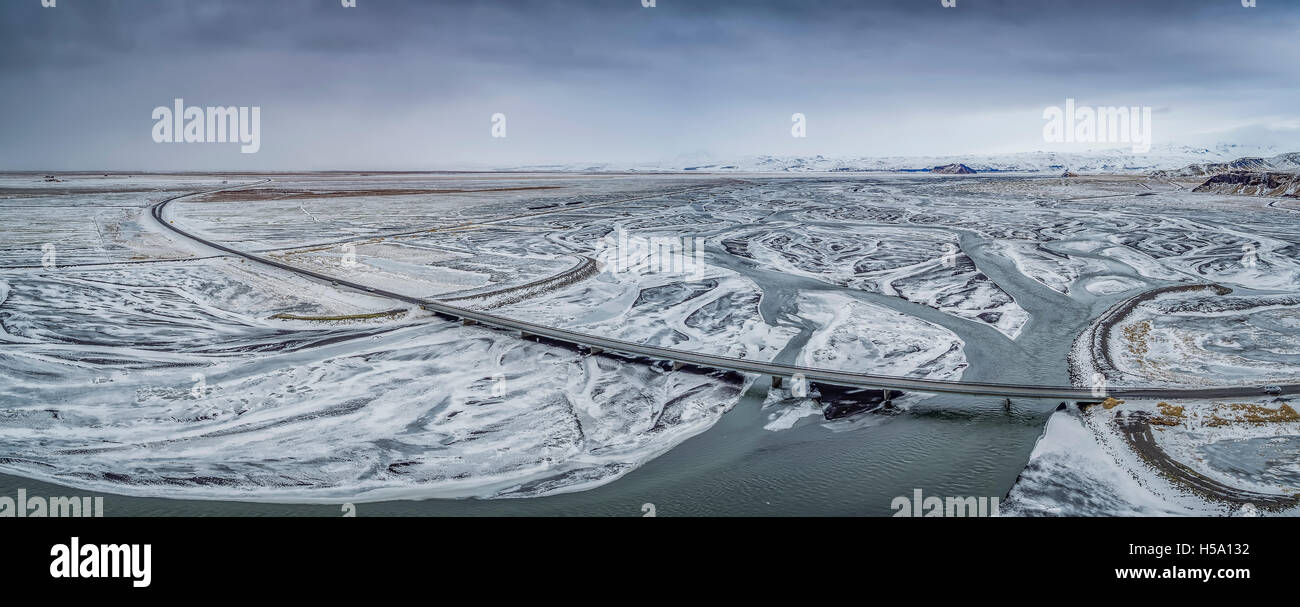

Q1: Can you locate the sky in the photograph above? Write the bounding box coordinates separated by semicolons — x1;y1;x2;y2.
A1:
1;0;1298;170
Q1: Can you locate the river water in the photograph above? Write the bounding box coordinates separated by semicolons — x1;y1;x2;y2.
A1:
0;393;1058;516
10;173;1284;516
0;178;1115;516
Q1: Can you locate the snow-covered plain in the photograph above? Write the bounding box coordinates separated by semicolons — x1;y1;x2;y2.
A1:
1005;403;1300;517
1086;291;1300;388
0;259;744;501
3;171;1300;508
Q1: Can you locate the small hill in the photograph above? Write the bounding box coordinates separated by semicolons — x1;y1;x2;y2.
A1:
930;163;976;174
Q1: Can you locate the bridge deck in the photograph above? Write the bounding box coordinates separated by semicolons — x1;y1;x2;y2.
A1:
151;181;1298;402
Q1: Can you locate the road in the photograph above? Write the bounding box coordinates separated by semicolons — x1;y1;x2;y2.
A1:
438;255;598;309
150;179;1300;401
1118;411;1299;509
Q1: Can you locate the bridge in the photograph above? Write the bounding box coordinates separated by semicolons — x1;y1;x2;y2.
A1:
150;180;1300;402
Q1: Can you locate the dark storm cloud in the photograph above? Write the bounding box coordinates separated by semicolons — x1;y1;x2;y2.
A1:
1;0;1297;169
2;1;1284;76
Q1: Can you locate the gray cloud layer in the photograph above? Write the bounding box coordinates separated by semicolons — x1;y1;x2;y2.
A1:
2;0;1297;169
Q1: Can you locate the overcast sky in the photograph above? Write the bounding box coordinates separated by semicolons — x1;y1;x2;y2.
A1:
2;0;1298;170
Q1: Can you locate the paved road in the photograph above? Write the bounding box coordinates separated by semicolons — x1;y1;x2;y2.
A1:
438;255;598;309
150;180;1300;401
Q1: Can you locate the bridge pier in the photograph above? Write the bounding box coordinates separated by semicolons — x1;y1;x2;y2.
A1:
671;361;684;371
587;346;603;356
461;318;478;326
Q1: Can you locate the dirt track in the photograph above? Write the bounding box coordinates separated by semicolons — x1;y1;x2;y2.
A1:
1082;283;1231;378
1117;411;1299;510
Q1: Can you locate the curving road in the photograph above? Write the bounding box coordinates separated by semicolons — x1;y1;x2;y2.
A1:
150;180;1300;401
438;255;598;309
1118;411;1300;509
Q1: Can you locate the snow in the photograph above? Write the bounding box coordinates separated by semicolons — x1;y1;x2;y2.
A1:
1003;406;1204;516
0;261;747;501
1005;403;1300;516
5;170;1300;508
1082;289;1300;388
502;144;1293;175
798;291;967;379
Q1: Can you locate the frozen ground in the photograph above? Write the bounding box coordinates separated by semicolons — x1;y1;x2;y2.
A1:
1021;267;1300;515
1084;290;1300;388
1005;402;1300;516
797;291;966;379
0;258;744;500
0;174;242;266
2;171;1299;507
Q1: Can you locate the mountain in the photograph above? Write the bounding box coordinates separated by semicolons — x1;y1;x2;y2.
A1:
931;163;976;174
1152;152;1300;177
1192;171;1300;198
501;144;1293;175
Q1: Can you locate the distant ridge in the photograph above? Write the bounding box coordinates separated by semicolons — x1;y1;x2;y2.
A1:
505;144;1292;175
1192;171;1300;198
1152;152;1300;178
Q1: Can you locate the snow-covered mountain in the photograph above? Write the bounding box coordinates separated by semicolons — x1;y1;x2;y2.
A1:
1192;171;1300;198
1152;152;1300;177
503;144;1292;175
